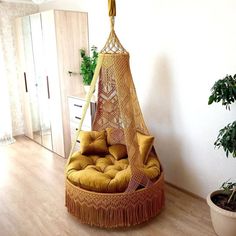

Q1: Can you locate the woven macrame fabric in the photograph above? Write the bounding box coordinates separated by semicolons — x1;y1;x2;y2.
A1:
91;53;154;192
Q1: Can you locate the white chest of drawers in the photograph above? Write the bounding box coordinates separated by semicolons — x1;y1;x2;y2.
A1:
68;96;96;151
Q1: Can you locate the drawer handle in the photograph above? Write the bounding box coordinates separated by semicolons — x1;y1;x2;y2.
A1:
76;140;80;143
75;116;81;120
74;104;82;108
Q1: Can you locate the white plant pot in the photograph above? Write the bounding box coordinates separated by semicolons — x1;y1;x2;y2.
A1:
207;190;236;236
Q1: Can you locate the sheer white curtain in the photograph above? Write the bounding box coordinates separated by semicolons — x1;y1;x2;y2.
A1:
0;36;15;145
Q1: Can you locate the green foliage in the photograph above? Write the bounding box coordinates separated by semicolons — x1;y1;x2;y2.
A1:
209;75;236;206
221;180;236;204
208;74;236;158
208;74;236;110
214;121;236;158
80;46;98;85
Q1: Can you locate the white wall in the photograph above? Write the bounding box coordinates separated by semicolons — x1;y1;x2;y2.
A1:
1;3;39;136
40;0;236;198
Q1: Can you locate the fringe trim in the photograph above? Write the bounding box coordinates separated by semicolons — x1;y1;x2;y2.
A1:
66;191;164;228
65;173;165;228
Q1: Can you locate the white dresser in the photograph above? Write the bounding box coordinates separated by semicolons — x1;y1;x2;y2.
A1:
68;96;96;151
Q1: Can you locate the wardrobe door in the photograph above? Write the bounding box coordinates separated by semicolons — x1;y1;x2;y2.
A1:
22;15;40;140
41;11;65;157
30;13;53;150
15;17;33;139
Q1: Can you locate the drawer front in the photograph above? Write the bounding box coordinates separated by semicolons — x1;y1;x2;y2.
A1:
68;97;84;116
70;131;80;151
70;121;91;143
71;114;92;128
68;97;85;107
71;139;80;152
68;97;96;153
68;97;92;126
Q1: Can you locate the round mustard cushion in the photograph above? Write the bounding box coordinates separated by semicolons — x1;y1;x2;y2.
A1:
66;152;160;193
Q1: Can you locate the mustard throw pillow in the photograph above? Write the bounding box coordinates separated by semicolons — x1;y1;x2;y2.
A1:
106;127;125;145
108;144;127;160
79;130;108;155
137;132;154;164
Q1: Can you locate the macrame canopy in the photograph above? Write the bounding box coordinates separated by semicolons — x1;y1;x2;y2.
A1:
68;0;156;192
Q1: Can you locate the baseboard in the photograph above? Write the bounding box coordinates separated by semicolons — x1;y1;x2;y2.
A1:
165;181;206;202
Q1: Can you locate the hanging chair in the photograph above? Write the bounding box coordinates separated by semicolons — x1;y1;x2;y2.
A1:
65;0;165;228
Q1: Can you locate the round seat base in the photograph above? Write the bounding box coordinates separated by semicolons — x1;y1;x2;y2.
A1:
65;171;165;228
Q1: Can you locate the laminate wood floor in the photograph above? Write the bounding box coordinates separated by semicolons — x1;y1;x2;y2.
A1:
0;136;216;236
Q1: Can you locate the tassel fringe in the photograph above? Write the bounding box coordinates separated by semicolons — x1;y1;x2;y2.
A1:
65;172;165;228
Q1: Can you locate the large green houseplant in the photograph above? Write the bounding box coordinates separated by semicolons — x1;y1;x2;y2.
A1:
207;74;236;236
80;46;98;92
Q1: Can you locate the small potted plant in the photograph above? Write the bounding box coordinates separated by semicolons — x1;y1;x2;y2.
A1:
80;45;98;93
207;74;236;236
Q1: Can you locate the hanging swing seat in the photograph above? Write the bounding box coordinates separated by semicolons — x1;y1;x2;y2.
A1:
65;0;165;228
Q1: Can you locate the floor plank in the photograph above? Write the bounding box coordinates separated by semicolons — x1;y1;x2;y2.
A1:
0;136;216;236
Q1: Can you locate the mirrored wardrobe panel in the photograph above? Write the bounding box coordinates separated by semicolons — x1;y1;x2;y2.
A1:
30;13;53;150
21;14;53;151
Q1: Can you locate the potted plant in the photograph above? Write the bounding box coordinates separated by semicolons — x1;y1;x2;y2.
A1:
207;74;236;236
80;45;98;93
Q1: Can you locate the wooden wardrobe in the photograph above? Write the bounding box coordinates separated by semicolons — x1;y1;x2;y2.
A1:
15;10;88;158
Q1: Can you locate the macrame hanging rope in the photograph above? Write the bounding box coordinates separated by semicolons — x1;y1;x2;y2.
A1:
101;0;127;54
108;0;116;17
108;0;116;30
